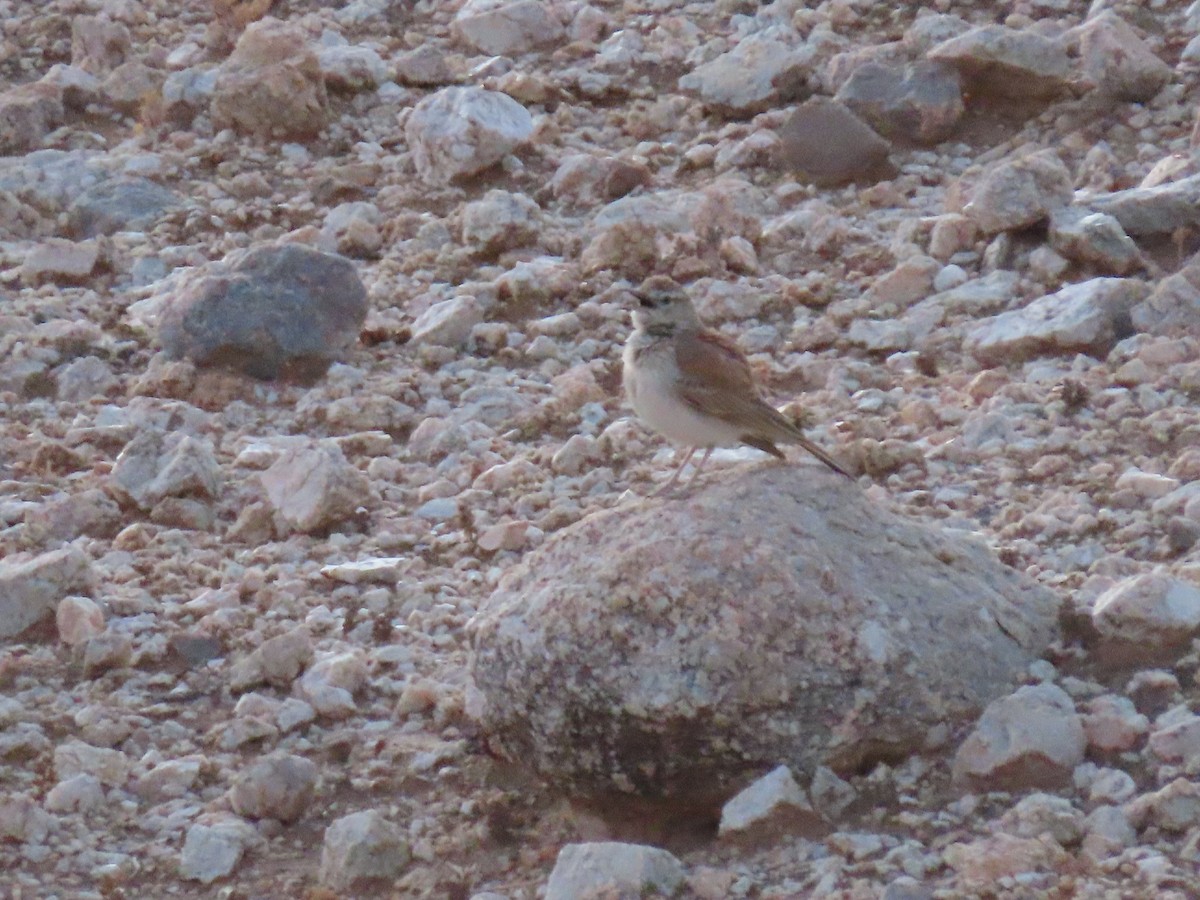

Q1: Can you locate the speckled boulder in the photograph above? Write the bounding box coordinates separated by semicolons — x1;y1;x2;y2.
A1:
157;243;367;381
469;465;1060;809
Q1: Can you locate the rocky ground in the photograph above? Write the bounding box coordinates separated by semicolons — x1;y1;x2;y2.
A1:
2;0;1200;897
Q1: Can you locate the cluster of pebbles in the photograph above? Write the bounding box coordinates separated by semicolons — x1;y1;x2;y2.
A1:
2;0;1200;896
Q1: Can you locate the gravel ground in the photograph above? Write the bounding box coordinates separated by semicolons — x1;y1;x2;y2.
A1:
2;0;1200;897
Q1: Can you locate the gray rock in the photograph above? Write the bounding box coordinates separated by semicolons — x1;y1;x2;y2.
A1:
157;243;368;380
229;625;314;691
1131;254;1200;335
319;809;410;890
406;86;533;183
1048;208;1142;275
161;66;219;125
260;440;372;534
718;765;824;841
229;753;318;823
1084;173;1200;236
998;793;1084;846
67;177;182;238
20;239;100;284
776;97;892;186
110;432;221;512
318;44;387;93
469;467;1059;807
836;60;963;145
321;201;382;259
70;15;130;75
549;153;650;207
462;190;542;255
679;30;813;117
453;0;565;56
211;18;328;139
180;817;260;884
544;843;684;900
927;24;1073;101
1128;778;1200;833
1091;572;1200;664
1075;11;1171;102
965;278;1145;366
410;295;486;349
964;150;1073;234
0;547;95;640
952;683;1085;791
394;45;453;86
0;81;64;155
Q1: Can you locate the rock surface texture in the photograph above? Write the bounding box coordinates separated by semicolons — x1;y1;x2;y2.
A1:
470;466;1059;804
4;0;1200;896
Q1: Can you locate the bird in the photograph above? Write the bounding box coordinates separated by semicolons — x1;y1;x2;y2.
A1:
621;275;852;491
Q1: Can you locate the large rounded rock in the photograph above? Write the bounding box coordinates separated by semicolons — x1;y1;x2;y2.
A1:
469;466;1059;809
405;86;533;183
157;243;367;380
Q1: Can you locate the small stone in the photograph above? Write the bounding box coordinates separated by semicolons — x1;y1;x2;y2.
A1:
319;809;410;890
21;239;100;284
453;0;564;56
229;626;314;691
406;86;533;183
550;154;650;207
965;278;1147;366
319;44;387;93
0;546;95;640
1048;208;1142;275
928;213;979;260
321;202;382;259
110;432;222;512
67;177;181;238
928;24;1072;101
394;45;453;86
462;190;541;256
54;739;131;787
1082;805;1136;857
718;765;824;841
776;97;892;186
1082;695;1149;753
410;295;486;349
319;558;404;585
477;520;531;553
943;833;1070;888
1085;174;1200;237
964;150;1073;234
1129;778;1200;833
180;817;260;884
134;758;202;802
56;596;105;646
82;631;133;677
1076;11;1171;102
998;793;1084;846
867;256;940;308
211;18;327;138
45;773;105;813
260;441;372;534
679;32;812;117
1091;572;1200;663
952;683;1085;791
229;753;318;824
71;15;130;74
836;60;963;145
0;81;63;155
544;843;685;900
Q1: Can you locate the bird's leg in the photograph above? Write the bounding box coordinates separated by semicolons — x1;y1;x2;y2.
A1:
685;446;715;486
655;446;696;494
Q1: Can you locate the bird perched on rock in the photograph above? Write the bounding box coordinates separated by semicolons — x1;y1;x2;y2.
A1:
622;275;852;490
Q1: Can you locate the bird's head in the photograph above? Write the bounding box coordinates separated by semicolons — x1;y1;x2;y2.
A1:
629;275;700;332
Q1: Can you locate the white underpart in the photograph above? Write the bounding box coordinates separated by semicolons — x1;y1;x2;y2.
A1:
624;342;743;448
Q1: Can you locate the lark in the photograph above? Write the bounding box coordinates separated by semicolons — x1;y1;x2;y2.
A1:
622;275;852;490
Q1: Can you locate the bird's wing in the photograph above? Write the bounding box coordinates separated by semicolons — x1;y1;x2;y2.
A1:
674;328;756;395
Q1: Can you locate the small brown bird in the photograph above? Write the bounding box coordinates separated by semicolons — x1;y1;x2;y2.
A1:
622;275;852;490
